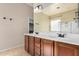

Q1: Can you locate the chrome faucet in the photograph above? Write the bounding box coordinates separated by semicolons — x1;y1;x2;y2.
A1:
57;32;65;38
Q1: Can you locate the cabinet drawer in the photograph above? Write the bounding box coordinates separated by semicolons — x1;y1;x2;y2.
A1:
35;47;40;55
35;37;40;42
29;36;34;40
35;37;40;43
35;37;41;48
35;43;40;48
43;39;53;44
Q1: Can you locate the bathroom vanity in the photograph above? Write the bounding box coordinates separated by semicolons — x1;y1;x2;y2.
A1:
24;34;79;56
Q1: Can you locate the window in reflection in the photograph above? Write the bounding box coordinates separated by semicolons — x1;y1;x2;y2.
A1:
50;18;61;32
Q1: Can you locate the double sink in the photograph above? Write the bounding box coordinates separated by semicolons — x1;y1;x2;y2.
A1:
33;33;79;45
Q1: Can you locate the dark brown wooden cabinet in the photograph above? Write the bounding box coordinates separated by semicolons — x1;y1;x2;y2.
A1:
76;47;79;56
25;35;79;56
28;36;35;56
41;39;54;56
54;41;79;56
35;37;41;56
25;35;29;52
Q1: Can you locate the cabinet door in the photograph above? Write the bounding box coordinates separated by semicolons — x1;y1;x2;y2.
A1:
54;41;77;56
76;47;79;56
25;35;29;52
35;37;41;56
41;39;54;56
29;36;35;56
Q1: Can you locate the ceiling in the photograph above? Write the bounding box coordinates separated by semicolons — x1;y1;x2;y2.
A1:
42;3;78;16
27;3;78;16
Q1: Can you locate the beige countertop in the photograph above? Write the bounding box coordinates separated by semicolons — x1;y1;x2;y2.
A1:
24;33;79;46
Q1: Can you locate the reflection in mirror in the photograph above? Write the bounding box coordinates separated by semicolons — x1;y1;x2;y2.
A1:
34;3;78;34
50;17;79;34
50;5;79;34
50;18;61;32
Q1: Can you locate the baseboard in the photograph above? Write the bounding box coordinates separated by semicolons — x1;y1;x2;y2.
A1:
0;44;24;52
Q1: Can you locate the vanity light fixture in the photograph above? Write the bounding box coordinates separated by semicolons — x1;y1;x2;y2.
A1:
34;4;43;13
35;5;42;10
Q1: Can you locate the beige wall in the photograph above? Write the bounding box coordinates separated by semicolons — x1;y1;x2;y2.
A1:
0;4;33;50
34;13;49;32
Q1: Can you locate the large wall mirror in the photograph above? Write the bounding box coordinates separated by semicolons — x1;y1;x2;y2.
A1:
34;3;78;34
50;9;79;34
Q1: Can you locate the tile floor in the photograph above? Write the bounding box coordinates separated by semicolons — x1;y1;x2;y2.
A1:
0;47;30;56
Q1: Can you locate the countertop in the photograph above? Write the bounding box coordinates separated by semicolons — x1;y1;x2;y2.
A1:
24;33;79;46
